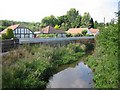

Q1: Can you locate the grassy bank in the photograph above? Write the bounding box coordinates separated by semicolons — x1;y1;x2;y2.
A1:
85;24;119;88
2;43;93;89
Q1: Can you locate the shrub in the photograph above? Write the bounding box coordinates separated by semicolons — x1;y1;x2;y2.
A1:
6;28;14;39
1;33;7;40
85;43;94;51
74;33;83;37
66;33;72;37
2;43;87;88
54;25;60;29
86;34;94;36
82;30;87;36
2;59;53;88
67;44;84;53
85;24;118;88
39;34;56;38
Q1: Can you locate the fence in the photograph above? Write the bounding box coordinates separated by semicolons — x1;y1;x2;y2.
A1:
1;39;19;52
1;37;95;52
19;37;95;46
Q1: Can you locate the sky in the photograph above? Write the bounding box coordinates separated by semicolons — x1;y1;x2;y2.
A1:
0;0;119;23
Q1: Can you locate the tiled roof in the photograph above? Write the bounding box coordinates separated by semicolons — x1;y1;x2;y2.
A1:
66;28;88;34
41;26;65;34
0;24;20;34
66;28;99;35
89;28;99;35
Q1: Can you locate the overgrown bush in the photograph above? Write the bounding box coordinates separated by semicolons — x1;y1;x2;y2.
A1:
2;59;54;88
85;43;94;51
85;24;118;88
2;43;89;88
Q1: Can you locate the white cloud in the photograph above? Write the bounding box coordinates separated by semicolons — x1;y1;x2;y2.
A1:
0;0;119;22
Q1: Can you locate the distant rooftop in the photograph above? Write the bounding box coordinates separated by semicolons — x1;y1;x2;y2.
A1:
0;24;20;34
41;26;65;34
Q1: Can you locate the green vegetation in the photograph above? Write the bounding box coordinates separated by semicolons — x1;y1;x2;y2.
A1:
0;20;41;32
6;28;14;39
1;33;6;39
39;34;56;38
1;28;14;40
82;30;87;36
74;33;83;37
81;12;91;28
0;8;107;32
85;34;94;36
66;33;72;37
2;43;92;89
54;25;60;29
40;15;58;28
40;9;94;30
85;24;118;88
88;18;94;29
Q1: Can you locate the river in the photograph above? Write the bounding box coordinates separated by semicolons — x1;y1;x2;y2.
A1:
46;61;94;88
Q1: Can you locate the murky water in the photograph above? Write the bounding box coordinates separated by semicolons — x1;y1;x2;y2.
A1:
47;62;93;88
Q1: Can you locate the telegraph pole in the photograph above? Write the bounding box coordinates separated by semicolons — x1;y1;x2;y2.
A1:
104;17;105;26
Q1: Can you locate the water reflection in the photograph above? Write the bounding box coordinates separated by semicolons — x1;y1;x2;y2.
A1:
47;62;93;88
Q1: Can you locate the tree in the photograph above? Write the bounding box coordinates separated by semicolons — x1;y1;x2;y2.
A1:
74;15;81;28
94;21;98;29
6;28;14;39
1;20;11;27
40;15;58;28
88;18;94;29
57;15;68;25
81;12;91;28
57;15;70;30
54;25;60;29
60;23;69;31
66;8;81;28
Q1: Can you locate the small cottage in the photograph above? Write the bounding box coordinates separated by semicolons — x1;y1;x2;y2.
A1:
41;26;66;37
0;24;34;38
66;28;99;36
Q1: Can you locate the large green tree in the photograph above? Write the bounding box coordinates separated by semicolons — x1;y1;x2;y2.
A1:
88;18;94;29
81;12;91;28
94;21;98;29
57;8;81;30
66;8;81;28
40;15;58;28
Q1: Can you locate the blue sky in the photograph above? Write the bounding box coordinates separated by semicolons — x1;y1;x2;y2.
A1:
0;0;119;23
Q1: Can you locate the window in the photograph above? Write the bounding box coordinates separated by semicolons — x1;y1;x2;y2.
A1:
14;27;33;38
14;29;18;34
17;28;21;33
21;28;25;33
25;34;29;38
21;34;24;38
16;34;20;38
26;29;30;33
